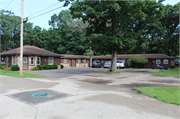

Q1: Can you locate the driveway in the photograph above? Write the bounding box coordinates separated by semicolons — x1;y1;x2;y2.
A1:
24;68;107;78
1;68;180;119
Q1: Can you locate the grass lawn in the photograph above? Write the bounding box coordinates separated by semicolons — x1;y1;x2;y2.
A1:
0;70;45;78
152;69;180;76
134;87;180;105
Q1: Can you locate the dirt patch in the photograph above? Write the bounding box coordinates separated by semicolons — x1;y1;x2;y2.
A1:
117;83;179;88
148;80;180;84
80;78;112;85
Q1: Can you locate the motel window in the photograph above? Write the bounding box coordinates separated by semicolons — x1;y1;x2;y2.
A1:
31;56;34;65
163;59;168;64
83;59;86;63
13;56;17;65
156;59;161;64
37;57;41;65
48;57;53;65
64;59;67;63
78;59;81;63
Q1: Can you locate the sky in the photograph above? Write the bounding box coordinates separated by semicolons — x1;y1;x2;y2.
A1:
0;0;179;30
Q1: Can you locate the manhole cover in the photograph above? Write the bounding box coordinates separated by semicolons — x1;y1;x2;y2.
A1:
7;89;72;105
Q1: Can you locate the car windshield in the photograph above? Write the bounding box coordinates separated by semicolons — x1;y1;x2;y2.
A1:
117;61;123;63
93;60;100;63
105;61;111;63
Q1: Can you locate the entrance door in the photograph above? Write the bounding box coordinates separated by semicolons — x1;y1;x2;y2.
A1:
23;57;28;69
72;59;75;67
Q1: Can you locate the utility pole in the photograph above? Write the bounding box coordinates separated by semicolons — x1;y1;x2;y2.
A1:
20;0;24;75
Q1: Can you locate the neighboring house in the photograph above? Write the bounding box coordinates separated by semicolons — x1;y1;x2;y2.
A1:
59;54;90;68
92;54;175;69
0;45;174;70
0;45;63;70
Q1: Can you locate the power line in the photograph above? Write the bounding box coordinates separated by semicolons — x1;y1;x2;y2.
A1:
27;2;61;18
5;0;13;10
28;3;72;21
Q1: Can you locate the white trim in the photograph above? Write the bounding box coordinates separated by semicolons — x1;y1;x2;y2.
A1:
78;59;81;63
163;59;168;64
30;56;34;65
64;59;67;63
156;59;161;64
48;57;53;65
83;59;86;63
37;57;41;65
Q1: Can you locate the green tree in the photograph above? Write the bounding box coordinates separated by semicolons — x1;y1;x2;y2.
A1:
48;10;89;55
70;1;163;72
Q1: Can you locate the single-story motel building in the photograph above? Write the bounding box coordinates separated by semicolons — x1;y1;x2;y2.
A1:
0;45;175;70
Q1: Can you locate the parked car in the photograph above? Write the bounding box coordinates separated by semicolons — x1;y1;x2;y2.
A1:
117;60;124;68
92;60;101;68
104;60;125;68
104;61;111;68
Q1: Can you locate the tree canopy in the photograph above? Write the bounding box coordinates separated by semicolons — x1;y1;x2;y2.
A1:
0;1;179;69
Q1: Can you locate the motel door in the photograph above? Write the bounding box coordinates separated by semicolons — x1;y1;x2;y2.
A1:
23;57;28;69
72;59;76;67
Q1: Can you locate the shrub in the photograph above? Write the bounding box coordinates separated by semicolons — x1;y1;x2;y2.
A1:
171;65;176;69
43;64;50;69
37;65;43;70
53;65;58;69
49;65;53;69
1;65;6;70
37;65;58;70
61;65;64;69
32;67;39;71
127;56;148;68
11;65;20;71
4;67;11;71
50;65;57;69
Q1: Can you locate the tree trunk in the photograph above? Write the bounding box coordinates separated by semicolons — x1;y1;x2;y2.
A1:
111;48;117;72
90;55;92;67
110;9;117;72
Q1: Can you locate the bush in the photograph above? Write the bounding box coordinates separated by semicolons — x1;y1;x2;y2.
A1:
61;65;64;69
32;67;39;71
37;65;58;70
1;65;6;70
127;56;148;68
53;65;58;69
43;64;50;69
4;67;11;71
11;65;20;71
37;65;43;70
171;65;176;69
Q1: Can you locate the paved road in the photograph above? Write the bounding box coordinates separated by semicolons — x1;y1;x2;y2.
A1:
1;68;180;119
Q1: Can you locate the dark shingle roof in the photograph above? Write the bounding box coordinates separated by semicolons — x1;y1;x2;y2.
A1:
59;54;89;59
0;45;62;57
92;54;171;59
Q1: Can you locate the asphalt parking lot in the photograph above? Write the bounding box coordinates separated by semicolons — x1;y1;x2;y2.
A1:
24;68;107;78
1;68;180;119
